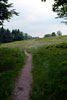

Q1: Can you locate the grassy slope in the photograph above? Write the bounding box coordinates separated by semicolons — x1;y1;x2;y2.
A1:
1;35;67;49
29;43;67;100
38;35;67;43
0;35;67;100
0;47;25;100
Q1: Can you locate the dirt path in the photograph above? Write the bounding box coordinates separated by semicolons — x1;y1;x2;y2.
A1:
12;51;32;100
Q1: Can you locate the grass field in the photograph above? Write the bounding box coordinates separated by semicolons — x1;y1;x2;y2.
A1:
0;35;67;100
0;47;25;100
28;43;67;100
1;35;67;49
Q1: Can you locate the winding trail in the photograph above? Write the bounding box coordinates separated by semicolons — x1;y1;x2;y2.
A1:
12;51;32;100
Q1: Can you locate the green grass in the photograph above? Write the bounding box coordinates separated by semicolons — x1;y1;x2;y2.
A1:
29;42;67;100
38;35;67;43
0;35;67;100
0;43;1;45
1;36;67;49
0;47;25;100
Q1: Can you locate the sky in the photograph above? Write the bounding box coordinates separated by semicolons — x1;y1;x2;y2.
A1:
4;0;67;37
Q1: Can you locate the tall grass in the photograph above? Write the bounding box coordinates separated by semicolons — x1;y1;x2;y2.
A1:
0;47;25;100
30;43;67;100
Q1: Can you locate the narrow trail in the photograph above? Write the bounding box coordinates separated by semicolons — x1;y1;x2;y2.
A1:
12;51;32;100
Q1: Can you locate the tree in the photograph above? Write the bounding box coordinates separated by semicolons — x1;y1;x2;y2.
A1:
51;32;56;36
4;29;13;42
44;34;52;37
0;0;18;26
24;33;28;40
0;27;13;43
0;27;5;42
12;29;24;41
0;27;33;43
42;0;67;23
52;0;67;24
57;31;62;36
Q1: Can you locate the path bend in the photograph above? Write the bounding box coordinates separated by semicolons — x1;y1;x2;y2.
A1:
12;50;32;100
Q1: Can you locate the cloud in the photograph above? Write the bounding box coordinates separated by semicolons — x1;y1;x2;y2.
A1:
4;0;67;37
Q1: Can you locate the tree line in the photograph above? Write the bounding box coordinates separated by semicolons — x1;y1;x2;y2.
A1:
0;27;33;43
44;31;62;38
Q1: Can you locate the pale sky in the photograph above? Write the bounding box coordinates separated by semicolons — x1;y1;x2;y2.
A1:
4;0;67;37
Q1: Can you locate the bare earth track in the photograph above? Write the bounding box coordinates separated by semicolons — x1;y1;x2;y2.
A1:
12;51;32;100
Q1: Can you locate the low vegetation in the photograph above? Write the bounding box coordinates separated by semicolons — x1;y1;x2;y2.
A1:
1;35;67;49
29;42;67;100
0;47;25;100
0;35;67;100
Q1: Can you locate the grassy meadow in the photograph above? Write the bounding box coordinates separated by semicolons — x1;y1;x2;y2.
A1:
28;43;67;100
0;47;25;100
1;35;67;49
0;35;67;100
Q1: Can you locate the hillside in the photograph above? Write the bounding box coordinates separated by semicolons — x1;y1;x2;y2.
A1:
0;35;67;49
0;35;67;100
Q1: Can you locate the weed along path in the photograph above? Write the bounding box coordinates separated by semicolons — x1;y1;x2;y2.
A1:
12;51;32;100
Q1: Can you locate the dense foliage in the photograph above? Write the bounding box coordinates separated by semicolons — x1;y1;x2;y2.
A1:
0;0;18;25
42;0;67;23
0;27;33;43
52;0;67;23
